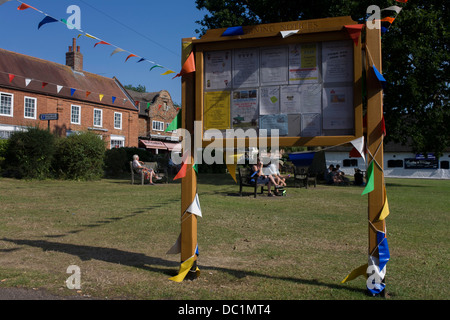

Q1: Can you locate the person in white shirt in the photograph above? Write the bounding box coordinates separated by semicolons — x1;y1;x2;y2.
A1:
132;154;161;185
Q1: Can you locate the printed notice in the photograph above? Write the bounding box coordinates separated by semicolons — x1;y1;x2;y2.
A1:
204;50;232;90
322;41;353;83
260;46;288;86
232;89;259;129
259;114;288;136
288;43;319;84
280;85;301;114
233;48;260;88
204;91;231;130
301;113;322;137
322;86;353;130
260;86;280;115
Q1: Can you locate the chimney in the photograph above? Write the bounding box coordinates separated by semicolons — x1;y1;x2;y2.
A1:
66;38;83;72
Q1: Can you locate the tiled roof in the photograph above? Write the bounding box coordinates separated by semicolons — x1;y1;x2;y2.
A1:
0;47;137;111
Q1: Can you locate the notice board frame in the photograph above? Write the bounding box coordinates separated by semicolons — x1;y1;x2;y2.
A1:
185;16;363;149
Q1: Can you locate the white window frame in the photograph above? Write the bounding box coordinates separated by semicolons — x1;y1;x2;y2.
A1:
71;105;81;124
24;96;37;119
0;92;13;117
93;108;103;127
152;120;164;132
110;134;125;149
114;112;122;130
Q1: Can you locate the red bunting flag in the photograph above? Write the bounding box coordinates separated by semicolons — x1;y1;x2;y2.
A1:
86;91;91;97
125;54;137;62
344;24;364;46
94;41;111;47
173;162;187;180
8;74;15;82
42;82;48;88
17;3;35;10
173;51;195;79
158;104;162;110
349;147;362;158
395;0;408;3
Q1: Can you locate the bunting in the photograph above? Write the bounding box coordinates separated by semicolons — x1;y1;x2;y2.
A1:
172;51;195;79
344;24;364;46
280;30;299;38
12;0;177;76
165;109;182;132
221;26;244;37
361;161;374;195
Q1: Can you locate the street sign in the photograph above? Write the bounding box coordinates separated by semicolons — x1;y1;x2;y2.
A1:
39;113;59;121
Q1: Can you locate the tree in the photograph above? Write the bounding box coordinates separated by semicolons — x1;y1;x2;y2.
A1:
124;84;147;92
195;0;450;156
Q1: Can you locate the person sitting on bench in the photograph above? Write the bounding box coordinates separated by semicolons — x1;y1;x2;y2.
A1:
132;154;161;185
251;158;279;197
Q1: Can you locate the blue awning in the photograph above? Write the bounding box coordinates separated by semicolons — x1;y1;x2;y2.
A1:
288;152;316;167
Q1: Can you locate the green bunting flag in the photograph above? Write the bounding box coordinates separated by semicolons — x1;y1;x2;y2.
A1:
362;161;375;195
165;110;181;132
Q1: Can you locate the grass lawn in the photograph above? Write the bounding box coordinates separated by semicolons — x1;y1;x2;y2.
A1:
0;174;449;300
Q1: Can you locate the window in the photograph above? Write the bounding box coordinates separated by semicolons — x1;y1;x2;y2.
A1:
342;159;358;167
93;109;102;127
114;112;122;129
0;92;13;117
165;123;177;133
110;135;125;148
387;160;404;168
152;120;164;131
441;161;449;170
71;105;81;124
24;97;37;119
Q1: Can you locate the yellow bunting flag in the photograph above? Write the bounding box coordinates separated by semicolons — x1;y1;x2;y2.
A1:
161;70;175;76
341;263;368;284
169;255;200;282
378;186;390;220
99;94;104;101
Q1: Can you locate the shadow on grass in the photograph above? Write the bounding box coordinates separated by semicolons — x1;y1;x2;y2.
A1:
2;238;365;295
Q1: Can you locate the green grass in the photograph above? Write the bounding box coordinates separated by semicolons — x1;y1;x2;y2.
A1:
0;175;449;300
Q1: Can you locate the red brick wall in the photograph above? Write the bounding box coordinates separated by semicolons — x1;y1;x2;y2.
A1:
0;87;138;148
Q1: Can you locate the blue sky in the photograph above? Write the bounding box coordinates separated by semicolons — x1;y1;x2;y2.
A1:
0;0;206;104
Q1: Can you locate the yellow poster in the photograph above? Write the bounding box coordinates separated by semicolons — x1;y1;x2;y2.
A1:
204;91;231;130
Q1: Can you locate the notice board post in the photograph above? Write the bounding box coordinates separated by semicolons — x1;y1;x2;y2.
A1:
366;24;386;295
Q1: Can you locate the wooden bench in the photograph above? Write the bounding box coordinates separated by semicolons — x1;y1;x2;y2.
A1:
238;167;265;198
294;166;316;189
130;161;169;185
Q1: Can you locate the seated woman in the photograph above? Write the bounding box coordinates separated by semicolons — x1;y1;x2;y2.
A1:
251;158;280;196
132;154;161;185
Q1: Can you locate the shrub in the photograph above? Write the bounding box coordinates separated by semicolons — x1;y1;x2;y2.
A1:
0;139;9;171
53;131;105;180
3;127;56;179
104;147;155;177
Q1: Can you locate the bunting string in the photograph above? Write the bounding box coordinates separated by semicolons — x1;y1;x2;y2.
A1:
11;0;177;75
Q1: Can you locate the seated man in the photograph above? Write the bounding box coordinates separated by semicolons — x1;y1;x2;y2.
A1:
132;154;161;185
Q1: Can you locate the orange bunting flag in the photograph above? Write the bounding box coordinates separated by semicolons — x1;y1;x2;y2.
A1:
17;3;35;10
395;0;408;3
94;41;111;47
344;24;364;46
125;54;138;62
173;51;195;79
8;74;15;82
173;162;187;180
380;17;395;24
86;91;91;97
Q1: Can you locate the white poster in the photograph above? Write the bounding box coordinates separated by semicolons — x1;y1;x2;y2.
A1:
322;86;353;130
260;86;280;115
232;48;260;88
301;113;322;137
260;46;288;86
288;43;319;84
299;84;322;114
322;41;353;83
280;85;301;114
259;114;288;136
204;50;232;90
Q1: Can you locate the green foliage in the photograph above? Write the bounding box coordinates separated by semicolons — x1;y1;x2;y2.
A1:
3;127;56;179
53;131;106;181
124;84;147;93
0;139;9;170
195;0;450;155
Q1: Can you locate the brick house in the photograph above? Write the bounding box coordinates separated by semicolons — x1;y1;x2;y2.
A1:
0;38;139;149
126;89;181;154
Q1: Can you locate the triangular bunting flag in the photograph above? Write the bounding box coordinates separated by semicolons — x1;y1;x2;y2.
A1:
173;51;195;79
94;41;110;47
380;17;395;24
344;24;364;46
42;82;48;88
168;254;199;282
112;96;116;103
173;161;187;180
341;263;368;283
166;234;181;255
372;65;387;89
56;85;63;93
381;6;402;14
376;231;390;272
86;91;91;97
85;33;98;40
161;70;175;76
150;65;163;71
125;54;138;62
38;16;58;29
226;163;237;183
381;116;386;136
25;79;32;87
8;74;15;82
137;58;146;63
221;26;244;36
70;88;76;96
280;30;299;38
110;48;125;56
362;161;375;195
99;94;104;101
350;137;365;162
17;3;34;10
186;193;202;217
378;186;390;220
165;110;182;132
